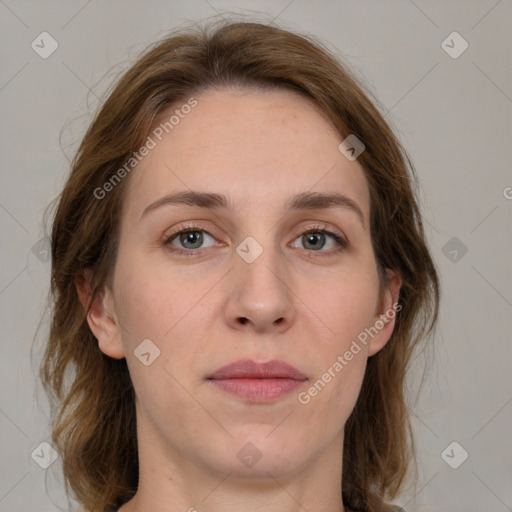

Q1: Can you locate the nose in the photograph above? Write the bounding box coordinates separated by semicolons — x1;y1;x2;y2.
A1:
224;242;296;334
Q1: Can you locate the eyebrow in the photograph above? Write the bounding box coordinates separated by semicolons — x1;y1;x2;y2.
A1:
140;190;365;228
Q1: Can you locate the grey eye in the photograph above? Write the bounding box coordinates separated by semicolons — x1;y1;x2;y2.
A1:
170;230;216;250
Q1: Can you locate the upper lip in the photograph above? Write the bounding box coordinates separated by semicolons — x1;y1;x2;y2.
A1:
208;359;307;380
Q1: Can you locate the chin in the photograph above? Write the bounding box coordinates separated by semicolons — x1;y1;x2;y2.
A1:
206;430;309;480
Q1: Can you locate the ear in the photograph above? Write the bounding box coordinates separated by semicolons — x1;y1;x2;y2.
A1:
367;268;402;357
75;270;125;360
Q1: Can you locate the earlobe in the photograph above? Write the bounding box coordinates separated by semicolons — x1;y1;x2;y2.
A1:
75;271;125;360
367;268;402;357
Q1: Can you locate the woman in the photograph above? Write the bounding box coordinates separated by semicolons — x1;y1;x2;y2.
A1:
40;18;439;512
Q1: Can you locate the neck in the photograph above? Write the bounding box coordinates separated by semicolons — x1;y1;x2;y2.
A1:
118;410;348;512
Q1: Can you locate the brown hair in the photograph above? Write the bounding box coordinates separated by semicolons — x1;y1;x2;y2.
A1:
39;18;440;512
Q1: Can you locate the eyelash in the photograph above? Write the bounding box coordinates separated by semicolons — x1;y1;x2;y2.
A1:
162;223;347;258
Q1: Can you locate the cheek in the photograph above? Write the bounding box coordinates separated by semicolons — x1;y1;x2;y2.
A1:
114;266;207;412
112;252;215;380
301;264;379;346
113;250;198;340
295;263;378;408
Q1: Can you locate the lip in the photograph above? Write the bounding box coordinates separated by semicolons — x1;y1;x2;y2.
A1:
207;359;307;403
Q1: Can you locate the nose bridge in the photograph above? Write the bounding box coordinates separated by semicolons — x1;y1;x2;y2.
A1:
235;232;287;299
229;231;295;330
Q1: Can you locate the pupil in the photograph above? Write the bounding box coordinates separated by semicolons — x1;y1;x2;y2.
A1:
182;231;202;248
304;233;324;250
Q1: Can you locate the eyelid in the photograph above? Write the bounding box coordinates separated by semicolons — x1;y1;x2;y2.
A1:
162;221;348;256
291;224;348;254
162;222;220;251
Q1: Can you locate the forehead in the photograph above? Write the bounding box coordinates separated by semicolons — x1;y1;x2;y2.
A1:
122;87;370;223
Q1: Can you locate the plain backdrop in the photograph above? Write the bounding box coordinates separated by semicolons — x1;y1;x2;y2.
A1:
0;1;511;511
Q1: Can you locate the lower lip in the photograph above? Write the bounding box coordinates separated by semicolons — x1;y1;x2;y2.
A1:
208;378;305;402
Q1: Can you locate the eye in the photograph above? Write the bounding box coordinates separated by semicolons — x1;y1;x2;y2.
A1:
163;223;347;258
163;225;218;256
291;225;347;255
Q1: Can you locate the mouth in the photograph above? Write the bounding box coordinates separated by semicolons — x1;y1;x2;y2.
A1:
206;359;308;403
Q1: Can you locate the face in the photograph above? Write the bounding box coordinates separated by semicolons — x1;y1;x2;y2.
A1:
82;87;401;482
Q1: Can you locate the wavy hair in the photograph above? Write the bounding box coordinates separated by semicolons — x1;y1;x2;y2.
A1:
39;18;440;512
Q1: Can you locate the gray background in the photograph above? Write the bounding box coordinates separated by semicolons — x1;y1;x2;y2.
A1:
1;1;511;511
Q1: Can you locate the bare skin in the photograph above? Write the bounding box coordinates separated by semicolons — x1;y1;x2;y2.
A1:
78;87;401;512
